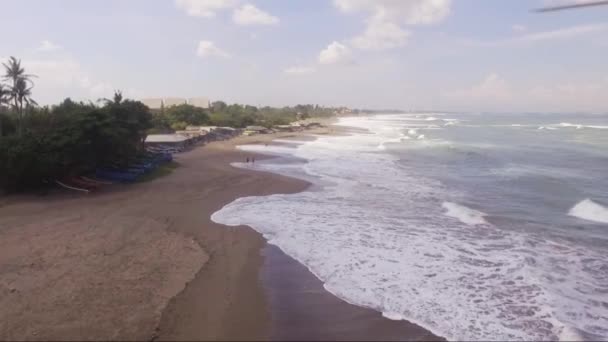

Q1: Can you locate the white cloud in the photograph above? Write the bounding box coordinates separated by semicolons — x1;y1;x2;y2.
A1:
196;40;231;58
175;0;238;18
334;0;451;26
517;23;608;42
444;73;512;101
351;19;411;50
232;4;279;26
283;66;316;75
512;24;527;32
469;23;608;47
0;57;130;104
443;73;608;112
37;40;61;52
319;41;352;65
334;0;448;51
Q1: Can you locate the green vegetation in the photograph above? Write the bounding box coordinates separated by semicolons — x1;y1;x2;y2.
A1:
0;56;339;193
0;57;152;192
150;102;336;131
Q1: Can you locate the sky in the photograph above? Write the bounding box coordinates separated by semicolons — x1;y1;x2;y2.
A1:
1;0;607;112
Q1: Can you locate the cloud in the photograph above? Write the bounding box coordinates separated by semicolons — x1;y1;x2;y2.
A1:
443;73;608;112
175;0;237;17
0;56;131;104
334;0;449;51
37;40;61;52
469;23;608;47
512;24;527;32
233;4;279;26
334;0;451;26
283;66;316;75
319;41;352;65
351;19;411;50
517;23;608;42
444;73;511;101
196;40;231;58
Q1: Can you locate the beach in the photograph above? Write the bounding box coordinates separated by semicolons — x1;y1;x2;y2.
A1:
0;125;437;341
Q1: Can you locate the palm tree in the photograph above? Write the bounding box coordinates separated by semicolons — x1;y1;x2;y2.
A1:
2;56;36;136
15;77;37;111
98;90;123;106
0;83;10;136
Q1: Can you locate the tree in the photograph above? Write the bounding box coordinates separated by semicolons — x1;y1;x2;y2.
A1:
212;101;227;112
0;84;11;136
165;104;210;127
98;90;123;106
2;56;36;136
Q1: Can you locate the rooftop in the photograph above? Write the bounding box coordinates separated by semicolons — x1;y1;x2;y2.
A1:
145;134;190;143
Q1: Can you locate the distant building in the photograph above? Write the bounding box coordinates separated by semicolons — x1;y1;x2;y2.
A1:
244;125;271;136
145;134;190;149
163;97;187;107
141;98;163;109
187;97;211;109
140;97;211;109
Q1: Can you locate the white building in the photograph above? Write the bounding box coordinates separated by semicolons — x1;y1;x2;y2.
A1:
163;97;187;107
140;97;211;109
187;97;211;109
141;98;163;109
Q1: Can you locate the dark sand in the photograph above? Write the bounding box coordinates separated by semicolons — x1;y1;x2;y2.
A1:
262;245;442;341
0;124;442;341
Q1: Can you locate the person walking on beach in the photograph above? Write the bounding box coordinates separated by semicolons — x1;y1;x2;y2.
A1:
252;157;255;164
246;157;250;163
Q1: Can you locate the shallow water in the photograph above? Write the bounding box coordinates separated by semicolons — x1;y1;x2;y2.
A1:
212;113;608;341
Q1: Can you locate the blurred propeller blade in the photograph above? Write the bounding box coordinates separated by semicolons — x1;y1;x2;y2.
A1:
534;0;608;12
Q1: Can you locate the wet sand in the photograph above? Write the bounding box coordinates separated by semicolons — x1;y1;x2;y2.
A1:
0;124;442;341
262;245;442;341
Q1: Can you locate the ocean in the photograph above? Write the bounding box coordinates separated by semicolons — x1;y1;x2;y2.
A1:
211;113;608;341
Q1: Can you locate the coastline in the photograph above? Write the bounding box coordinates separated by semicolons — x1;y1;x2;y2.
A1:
0;123;441;341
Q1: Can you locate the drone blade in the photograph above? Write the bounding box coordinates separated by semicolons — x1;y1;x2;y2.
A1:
534;0;608;12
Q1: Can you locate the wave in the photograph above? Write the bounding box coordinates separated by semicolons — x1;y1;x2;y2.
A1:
556;122;608;130
442;202;487;225
568;199;608;224
212;114;608;341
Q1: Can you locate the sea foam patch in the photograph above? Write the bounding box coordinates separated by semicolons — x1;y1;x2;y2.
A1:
213;114;608;341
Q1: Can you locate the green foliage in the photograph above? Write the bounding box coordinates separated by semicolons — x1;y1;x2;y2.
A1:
2;56;37;136
148;101;337;131
0;94;154;192
165;104;210;126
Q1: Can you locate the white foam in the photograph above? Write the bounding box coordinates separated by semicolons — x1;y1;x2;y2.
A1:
556;122;608;130
442;202;487;225
558;325;585;342
417;134;425;140
212;114;608;341
568;199;608;224
408;129;418;136
382;312;406;320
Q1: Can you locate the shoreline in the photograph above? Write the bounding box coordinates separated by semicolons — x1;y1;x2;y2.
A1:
0;123;442;341
208;126;444;341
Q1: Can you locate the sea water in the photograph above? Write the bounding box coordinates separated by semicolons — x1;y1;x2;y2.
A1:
211;113;608;341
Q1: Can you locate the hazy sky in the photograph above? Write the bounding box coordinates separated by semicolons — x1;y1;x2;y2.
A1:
1;0;607;112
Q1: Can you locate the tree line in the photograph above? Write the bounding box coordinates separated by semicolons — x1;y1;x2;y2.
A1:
0;56;338;193
149;101;336;133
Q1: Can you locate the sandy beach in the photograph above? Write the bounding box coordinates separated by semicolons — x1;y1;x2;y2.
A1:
0;126;440;341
